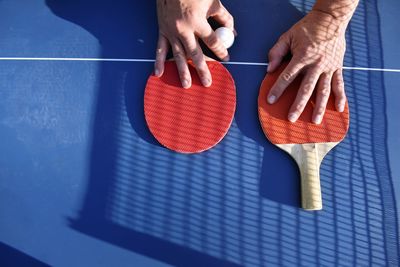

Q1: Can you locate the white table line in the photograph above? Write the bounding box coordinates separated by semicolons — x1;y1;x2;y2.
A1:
0;57;400;72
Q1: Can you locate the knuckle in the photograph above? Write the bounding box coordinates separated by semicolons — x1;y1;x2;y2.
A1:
174;51;185;60
180;35;192;45
174;22;186;35
172;20;180;29
318;54;327;62
281;72;292;82
292;55;308;66
299;56;311;66
227;14;234;24
218;5;234;22
300;97;309;107
314;59;325;70
189;49;200;59
303;46;315;55
211;45;225;56
278;33;288;43
303;86;314;95
332;77;340;85
321;87;330;96
294;104;304;113
196;61;208;73
208;42;220;51
215;1;223;10
334;80;344;90
206;35;219;48
156;47;164;55
156;50;165;60
206;39;226;57
326;71;334;78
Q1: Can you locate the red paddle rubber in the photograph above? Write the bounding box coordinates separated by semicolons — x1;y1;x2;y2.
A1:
144;60;236;153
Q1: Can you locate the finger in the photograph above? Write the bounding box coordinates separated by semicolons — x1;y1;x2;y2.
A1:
288;68;321;122
197;23;229;61
268;33;290;73
312;73;332;124
267;58;305;104
154;34;169;77
212;3;235;32
170;38;191;88
180;34;211;87
331;69;346;112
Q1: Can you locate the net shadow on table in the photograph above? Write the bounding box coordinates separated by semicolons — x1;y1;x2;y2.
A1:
46;0;399;266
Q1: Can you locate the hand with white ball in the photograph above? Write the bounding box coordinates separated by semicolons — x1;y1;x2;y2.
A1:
155;0;236;88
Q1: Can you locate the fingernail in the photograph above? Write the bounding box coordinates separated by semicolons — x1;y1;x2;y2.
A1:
155;68;160;77
314;114;322;125
182;79;190;89
267;95;276;104
288;113;297;122
267;64;271;72
202;77;211;87
222;55;230;62
338;103;345;112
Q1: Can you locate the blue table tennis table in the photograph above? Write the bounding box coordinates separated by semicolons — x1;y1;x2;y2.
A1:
0;0;399;266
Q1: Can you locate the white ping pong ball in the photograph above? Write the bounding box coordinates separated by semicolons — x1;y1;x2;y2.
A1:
215;27;235;49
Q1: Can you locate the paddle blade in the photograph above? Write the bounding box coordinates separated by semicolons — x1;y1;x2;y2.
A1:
258;63;350;145
144;60;236;153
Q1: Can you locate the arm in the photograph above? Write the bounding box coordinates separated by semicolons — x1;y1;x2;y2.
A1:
267;0;359;124
155;0;234;88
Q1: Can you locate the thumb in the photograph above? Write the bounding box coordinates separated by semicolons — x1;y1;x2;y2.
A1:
268;33;290;72
212;4;235;32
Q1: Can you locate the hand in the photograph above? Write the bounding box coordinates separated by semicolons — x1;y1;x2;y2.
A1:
267;10;348;124
155;0;234;88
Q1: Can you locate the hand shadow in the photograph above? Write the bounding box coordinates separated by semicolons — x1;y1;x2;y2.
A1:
223;0;304;207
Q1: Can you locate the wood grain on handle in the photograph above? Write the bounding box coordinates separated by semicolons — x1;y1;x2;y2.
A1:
278;142;338;211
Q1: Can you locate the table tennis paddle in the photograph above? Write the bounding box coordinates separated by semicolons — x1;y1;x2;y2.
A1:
144;60;236;154
258;62;350;210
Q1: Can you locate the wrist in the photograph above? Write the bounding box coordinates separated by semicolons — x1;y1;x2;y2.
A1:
307;10;350;36
312;0;359;23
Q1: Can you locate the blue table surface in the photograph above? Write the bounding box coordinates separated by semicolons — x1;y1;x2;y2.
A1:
0;0;399;266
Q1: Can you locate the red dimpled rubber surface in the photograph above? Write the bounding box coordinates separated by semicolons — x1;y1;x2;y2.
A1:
144;60;236;153
258;63;350;144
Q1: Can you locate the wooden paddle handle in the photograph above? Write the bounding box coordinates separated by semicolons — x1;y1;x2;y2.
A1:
278;143;329;210
298;144;322;210
278;143;339;210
